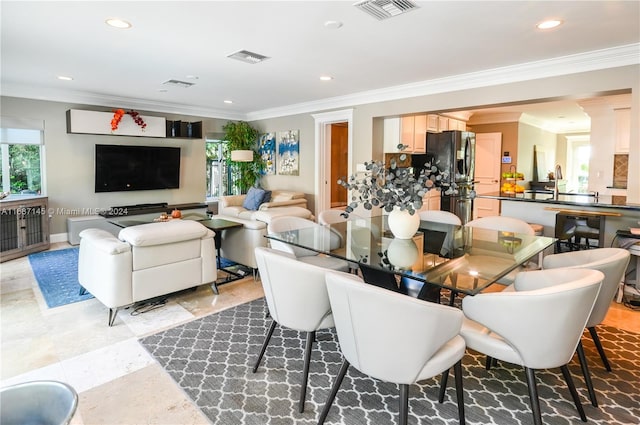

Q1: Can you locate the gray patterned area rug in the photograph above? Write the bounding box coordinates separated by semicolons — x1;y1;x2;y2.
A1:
140;299;640;425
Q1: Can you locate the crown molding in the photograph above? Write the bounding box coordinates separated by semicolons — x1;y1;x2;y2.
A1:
247;43;639;121
3;43;638;122
0;83;246;121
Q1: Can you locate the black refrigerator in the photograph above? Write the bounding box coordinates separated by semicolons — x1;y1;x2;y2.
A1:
423;130;476;224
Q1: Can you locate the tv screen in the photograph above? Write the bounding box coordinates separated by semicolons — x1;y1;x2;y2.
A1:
95;144;180;192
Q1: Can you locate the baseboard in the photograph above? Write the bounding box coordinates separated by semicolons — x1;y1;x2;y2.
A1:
50;232;69;244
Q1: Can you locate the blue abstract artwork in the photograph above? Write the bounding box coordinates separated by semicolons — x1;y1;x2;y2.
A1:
277;130;299;176
258;133;276;175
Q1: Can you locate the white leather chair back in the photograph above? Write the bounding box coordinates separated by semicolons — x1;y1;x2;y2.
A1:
254;247;334;332
318;209;355;225
325;270;463;384
462;268;603;369
466;216;534;235
542;248;630;327
268;216;341;258
419;210;462;225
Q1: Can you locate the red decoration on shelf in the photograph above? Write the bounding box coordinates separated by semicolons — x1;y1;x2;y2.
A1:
111;109;147;132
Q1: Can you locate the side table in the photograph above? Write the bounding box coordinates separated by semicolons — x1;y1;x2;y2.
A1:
198;218;245;283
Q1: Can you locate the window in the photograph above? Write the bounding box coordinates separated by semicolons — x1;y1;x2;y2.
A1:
0;122;45;195
206;136;249;200
565;136;590;193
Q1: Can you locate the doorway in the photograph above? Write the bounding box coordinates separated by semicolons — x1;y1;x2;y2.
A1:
330;123;348;208
313;109;354;214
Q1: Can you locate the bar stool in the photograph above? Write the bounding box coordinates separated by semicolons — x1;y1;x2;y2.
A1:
554;213;578;253
621;243;640;302
574;217;602;249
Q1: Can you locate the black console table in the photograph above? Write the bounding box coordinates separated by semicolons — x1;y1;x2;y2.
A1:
99;202;208;217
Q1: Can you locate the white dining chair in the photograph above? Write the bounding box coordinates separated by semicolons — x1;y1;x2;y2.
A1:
253;246;335;413
460;268;603;425
466;215;540;281
466;215;535;235
319;270;466;425
500;248;631;407
318;209;362;273
267;216;350;272
419;210;462;225
399;210;463;303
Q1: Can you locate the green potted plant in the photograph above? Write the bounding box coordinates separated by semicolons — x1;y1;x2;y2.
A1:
222;121;261;194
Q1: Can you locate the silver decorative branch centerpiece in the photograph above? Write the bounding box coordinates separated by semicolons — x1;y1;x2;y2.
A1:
338;145;457;238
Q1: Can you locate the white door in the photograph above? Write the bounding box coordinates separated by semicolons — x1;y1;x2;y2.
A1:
473;132;502;219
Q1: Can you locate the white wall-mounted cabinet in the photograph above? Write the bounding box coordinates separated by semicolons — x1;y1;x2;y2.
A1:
614;108;630;153
66;109;167;138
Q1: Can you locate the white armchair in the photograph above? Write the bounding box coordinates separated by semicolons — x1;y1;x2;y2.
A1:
460;268;603;425
253;247;335;413
320;270;466;425
78;220;217;326
267;216;350;272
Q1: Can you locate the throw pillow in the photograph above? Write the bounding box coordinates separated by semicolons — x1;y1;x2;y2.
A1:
262;190;272;204
242;187;266;211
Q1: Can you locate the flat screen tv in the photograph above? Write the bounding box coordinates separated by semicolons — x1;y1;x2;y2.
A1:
95;144;180;192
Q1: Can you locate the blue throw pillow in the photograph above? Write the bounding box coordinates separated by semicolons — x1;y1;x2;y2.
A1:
262;190;272;204
243;187;266;211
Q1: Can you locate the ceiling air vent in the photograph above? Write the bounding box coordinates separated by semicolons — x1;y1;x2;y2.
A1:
162;79;195;88
227;50;270;64
354;0;419;20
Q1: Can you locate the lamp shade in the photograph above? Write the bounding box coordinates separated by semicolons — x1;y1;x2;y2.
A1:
230;150;254;162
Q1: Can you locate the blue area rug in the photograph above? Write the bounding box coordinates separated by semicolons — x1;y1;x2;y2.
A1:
28;247;94;308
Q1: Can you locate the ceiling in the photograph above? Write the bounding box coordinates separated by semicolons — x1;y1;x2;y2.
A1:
1;1;639;129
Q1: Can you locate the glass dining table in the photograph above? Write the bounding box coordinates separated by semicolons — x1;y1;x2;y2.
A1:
265;215;555;302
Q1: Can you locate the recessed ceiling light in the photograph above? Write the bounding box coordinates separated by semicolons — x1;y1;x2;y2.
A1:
324;20;343;29
224;100;233;104
57;75;73;81
320;76;333;81
105;18;132;29
536;19;562;30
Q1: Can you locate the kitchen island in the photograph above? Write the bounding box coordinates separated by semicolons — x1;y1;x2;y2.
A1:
477;192;640;248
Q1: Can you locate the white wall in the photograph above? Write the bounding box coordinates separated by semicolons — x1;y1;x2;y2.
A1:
0;97;228;235
2;64;639;237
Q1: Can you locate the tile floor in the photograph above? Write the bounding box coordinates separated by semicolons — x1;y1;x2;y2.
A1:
1;243;638;424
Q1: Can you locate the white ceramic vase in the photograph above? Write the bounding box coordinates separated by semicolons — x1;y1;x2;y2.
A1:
386;238;419;269
387;207;420;239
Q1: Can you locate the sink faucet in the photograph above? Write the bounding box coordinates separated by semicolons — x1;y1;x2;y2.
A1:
544;164;563;200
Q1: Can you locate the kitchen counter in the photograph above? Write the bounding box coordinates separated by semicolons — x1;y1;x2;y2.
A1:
477;191;640;211
478;191;640;248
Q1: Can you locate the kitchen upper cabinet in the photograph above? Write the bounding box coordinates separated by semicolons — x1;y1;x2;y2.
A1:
448;118;466;131
438;116;449;132
400;115;426;153
426;115;439;132
401;116;415;151
614;108;630;153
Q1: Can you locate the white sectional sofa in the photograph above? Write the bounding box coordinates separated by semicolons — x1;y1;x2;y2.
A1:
78;220;217;326
219;190;313;222
215;189;314;271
